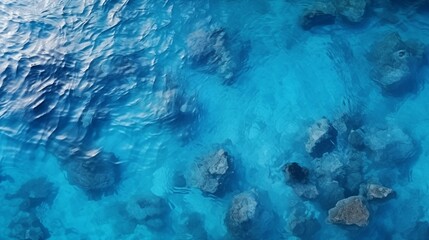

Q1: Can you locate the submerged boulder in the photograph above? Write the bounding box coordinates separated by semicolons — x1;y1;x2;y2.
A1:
360;183;394;200
335;0;368;22
328;196;369;227
187;26;247;83
191;148;233;195
364;125;418;164
225;190;274;239
65;152;121;199
9;212;51;240
367;32;425;95
125;194;170;231
5;177;58;212
305;118;338;158
287;203;321;238
301;2;336;30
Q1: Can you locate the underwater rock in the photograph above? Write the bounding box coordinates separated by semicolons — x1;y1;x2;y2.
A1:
287;203;321;238
283;162;309;184
364;125;418;164
328;196;369;227
305;118;338;158
65;152;121;199
367;32;425;95
5;177;58;212
343;152;364;195
187;27;244;83
9;212;51;240
360;183;394;200
348;129;365;150
293;183;319;200
126;194;170;231
335;0;368;22
301;2;336;30
182;212;208;240
191;148;233;195
225;190;274;239
317;180;345;209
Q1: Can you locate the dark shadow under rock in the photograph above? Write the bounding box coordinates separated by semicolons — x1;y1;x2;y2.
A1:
283;162;309;184
5;177;58;212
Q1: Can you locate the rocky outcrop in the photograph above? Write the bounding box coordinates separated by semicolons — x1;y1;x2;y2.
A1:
367;32;425;95
306;118;338;158
191;148;233;195
328;196;369;227
225;190;274;239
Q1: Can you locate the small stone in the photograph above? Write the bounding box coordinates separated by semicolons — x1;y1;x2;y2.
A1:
348;129;365;150
328;196;369;227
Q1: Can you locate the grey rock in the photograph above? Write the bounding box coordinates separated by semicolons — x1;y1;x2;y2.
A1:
191;149;233;194
348;129;365;150
328;196;369;227
225;190;274;239
305;118;338;158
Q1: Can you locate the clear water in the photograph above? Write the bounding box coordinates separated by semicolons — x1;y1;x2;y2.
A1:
0;0;429;239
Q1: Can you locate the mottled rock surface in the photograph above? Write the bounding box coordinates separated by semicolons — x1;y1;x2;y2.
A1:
360;183;394;200
126;194;170;230
191;149;233;194
328;196;369;227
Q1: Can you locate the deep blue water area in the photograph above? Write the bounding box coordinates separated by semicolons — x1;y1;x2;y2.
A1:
1;0;429;239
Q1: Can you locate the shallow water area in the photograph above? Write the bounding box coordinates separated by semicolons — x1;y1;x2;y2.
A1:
1;0;429;239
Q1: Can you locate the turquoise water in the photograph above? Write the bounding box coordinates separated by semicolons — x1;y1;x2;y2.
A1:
1;0;429;239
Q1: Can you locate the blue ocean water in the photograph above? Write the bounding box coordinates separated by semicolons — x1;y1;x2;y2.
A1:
1;0;429;239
